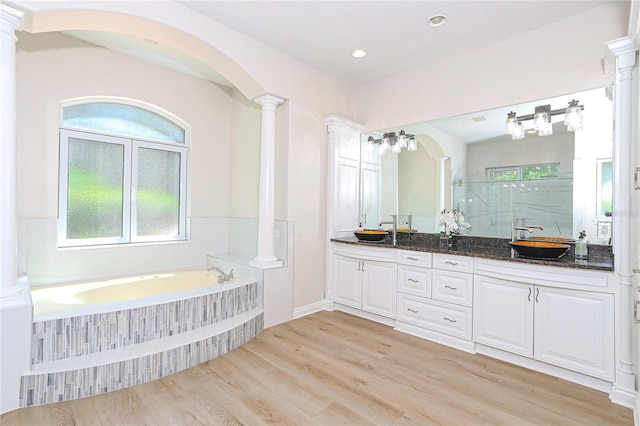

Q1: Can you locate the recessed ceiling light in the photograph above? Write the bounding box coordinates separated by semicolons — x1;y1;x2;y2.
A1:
428;14;448;27
351;48;368;59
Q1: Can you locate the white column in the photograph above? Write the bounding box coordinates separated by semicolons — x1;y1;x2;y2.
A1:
0;5;24;301
606;36;637;407
251;94;284;269
0;5;32;416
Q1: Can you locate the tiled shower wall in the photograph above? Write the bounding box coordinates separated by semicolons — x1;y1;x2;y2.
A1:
31;283;258;364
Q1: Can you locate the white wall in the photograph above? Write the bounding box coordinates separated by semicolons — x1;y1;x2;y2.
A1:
16;32;235;285
229;89;260;218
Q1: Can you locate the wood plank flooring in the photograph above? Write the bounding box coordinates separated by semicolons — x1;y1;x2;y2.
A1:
1;310;633;425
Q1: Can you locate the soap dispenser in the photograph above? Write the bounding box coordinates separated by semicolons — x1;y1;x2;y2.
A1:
575;230;588;261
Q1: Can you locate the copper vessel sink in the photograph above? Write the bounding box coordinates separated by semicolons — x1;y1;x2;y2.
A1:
510;240;571;259
354;229;389;242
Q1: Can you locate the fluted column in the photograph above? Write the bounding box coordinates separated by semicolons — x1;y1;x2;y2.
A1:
251;94;284;269
606;36;637;407
0;5;24;301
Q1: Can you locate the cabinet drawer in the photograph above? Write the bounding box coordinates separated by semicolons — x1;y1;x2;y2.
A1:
397;295;472;340
397;250;432;268
398;265;431;297
432;269;473;307
433;253;474;273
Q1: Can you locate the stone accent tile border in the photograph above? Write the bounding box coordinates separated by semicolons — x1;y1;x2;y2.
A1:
31;282;258;365
20;313;263;407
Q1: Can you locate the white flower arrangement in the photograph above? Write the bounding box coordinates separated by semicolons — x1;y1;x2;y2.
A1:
439;209;471;236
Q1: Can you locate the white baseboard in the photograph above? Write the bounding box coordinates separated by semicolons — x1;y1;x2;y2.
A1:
476;344;613;394
610;384;636;409
394;322;476;354
293;300;330;319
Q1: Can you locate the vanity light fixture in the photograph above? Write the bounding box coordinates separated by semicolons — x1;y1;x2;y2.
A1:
564;99;584;131
368;130;417;155
504;100;584;140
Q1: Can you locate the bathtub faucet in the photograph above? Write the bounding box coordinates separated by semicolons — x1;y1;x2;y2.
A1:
208;266;234;284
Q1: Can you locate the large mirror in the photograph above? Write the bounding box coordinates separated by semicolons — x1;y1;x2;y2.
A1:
368;86;613;244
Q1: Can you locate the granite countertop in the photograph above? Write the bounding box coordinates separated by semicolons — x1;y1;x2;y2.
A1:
331;233;614;272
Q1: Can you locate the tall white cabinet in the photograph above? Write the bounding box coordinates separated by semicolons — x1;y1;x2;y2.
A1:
325;115;380;236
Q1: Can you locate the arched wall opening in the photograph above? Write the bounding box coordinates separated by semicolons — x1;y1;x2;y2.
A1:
22;8;266;100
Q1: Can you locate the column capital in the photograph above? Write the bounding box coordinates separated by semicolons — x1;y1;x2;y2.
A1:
0;5;24;33
254;94;284;109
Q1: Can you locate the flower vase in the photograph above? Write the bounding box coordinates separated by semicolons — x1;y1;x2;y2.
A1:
439;235;452;249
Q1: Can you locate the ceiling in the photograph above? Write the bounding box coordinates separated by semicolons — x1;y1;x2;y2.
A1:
66;1;618;88
177;0;617;86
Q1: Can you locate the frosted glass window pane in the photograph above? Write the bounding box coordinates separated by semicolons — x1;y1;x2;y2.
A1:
136;147;181;237
67;138;124;239
63;103;185;143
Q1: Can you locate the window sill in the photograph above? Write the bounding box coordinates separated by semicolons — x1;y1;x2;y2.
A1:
57;239;191;252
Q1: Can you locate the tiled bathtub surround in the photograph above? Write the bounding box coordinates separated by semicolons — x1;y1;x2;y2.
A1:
31;283;259;365
20;314;263;407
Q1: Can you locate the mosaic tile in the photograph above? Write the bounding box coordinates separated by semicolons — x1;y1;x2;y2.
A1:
20;314;263;407
31;283;258;364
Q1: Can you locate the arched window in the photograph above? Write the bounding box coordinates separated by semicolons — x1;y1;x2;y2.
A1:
58;98;190;247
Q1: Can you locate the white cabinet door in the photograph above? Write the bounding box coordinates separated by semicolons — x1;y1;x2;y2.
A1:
362;261;397;318
333;255;362;308
335;161;360;234
534;287;614;380
360;164;380;230
473;275;533;357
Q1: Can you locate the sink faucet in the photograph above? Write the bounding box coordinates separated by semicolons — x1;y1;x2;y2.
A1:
207;266;234;284
379;214;398;246
512;218;543;241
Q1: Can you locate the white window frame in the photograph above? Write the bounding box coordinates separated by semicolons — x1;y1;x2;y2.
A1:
130;140;188;243
58;98;190;248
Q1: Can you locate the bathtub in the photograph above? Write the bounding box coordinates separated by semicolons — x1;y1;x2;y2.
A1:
30;267;249;321
22;267;263;407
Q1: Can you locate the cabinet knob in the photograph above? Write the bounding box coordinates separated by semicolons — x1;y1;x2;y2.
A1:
444;285;458;290
408;278;419;283
445;261;458;265
407;308;419;314
444;317;457;323
407;257;419;261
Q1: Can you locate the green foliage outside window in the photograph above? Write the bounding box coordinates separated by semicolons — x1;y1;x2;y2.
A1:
488;163;559;182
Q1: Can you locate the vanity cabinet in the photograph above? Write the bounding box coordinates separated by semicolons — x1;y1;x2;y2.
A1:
332;245;397;319
473;261;615;381
396;252;474;352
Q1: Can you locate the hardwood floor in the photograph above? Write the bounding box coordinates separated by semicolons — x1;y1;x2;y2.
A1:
1;310;633;425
